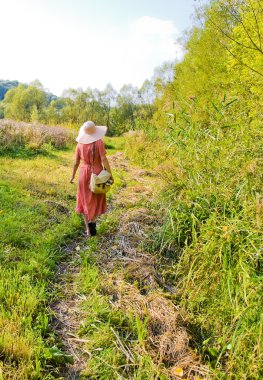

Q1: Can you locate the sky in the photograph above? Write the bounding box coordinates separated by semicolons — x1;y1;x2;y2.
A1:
0;0;200;96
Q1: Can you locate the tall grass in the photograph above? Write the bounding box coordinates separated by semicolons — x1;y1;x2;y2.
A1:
124;107;262;379
0;119;74;153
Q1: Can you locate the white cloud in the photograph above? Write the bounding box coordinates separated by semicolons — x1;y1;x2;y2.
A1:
120;16;182;83
0;1;182;95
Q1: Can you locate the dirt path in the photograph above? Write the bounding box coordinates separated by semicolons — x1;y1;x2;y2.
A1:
50;152;209;379
51;248;89;379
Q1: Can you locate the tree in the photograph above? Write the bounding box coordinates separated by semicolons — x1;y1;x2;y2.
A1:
204;0;263;77
116;84;140;130
101;83;118;130
0;80;19;100
0;101;4;119
153;61;176;98
138;79;156;119
4;82;48;122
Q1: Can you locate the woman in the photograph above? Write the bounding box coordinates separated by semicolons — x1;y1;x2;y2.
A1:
70;121;114;236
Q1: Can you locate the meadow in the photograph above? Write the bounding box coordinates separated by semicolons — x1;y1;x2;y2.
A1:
0;128;79;378
0;113;262;380
0;1;262;378
0;124;125;379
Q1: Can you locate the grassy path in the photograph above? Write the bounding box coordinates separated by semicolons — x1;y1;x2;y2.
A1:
50;152;209;379
0;141;208;379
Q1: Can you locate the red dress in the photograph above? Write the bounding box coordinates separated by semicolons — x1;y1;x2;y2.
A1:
75;139;107;219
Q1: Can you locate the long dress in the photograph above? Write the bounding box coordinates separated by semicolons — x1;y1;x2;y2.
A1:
75;139;107;220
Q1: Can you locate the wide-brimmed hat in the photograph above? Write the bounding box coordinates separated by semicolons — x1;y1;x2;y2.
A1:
76;121;107;144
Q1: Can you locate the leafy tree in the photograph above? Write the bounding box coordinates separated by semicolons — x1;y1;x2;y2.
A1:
0;101;4;119
114;84;140;132
153;61;176;98
101;83;118;130
0;80;19;100
4;82;48;122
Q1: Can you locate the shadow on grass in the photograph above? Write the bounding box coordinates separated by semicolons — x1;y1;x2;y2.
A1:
104;143;115;150
0;146;72;160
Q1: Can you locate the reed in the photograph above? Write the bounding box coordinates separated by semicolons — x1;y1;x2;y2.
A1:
124;112;262;379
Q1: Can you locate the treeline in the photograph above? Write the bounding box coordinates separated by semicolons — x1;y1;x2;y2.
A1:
0;80;19;100
0;62;173;135
125;0;262;379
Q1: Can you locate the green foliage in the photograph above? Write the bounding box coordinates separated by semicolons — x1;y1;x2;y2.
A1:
0;79;19;100
124;1;262;378
4;83;48;122
43;346;74;365
0;101;4;119
126;117;262;379
1;77;158;135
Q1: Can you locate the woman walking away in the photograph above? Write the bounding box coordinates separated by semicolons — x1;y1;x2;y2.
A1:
70;121;114;237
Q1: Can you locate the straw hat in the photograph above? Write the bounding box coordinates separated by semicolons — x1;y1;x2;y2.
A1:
76;121;107;144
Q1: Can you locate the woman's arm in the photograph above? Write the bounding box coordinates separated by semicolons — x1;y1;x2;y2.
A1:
101;156;114;183
70;156;80;183
98;140;114;183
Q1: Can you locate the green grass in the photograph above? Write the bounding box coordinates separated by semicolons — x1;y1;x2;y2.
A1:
104;135;125;154
1;120;261;379
0;147;83;379
0;133;144;379
124;120;262;379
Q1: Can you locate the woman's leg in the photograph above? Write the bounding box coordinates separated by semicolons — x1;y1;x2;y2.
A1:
83;214;97;236
83;214;90;235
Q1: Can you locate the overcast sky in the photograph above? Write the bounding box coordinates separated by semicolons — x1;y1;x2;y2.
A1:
0;0;200;95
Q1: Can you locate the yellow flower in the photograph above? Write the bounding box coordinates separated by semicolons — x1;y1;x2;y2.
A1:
171;367;184;377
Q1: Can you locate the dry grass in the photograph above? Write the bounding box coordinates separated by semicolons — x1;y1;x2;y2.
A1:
0;317;34;361
102;276;209;379
97;154;210;379
0;119;74;151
